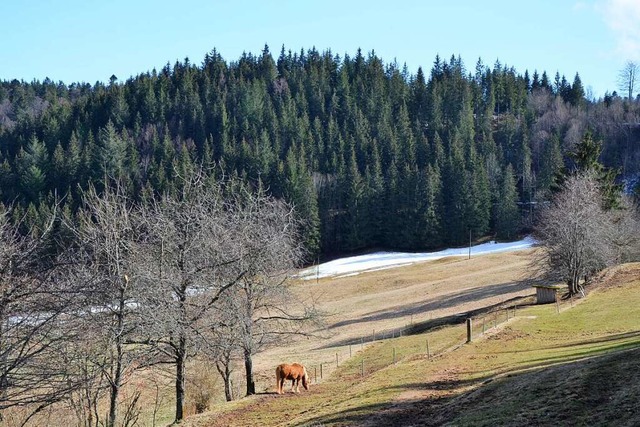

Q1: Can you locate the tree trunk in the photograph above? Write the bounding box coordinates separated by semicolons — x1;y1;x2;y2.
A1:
107;293;126;427
175;337;186;423
0;318;8;422
216;361;234;402
244;349;255;396
223;366;233;402
175;280;188;423
108;380;120;427
569;267;581;296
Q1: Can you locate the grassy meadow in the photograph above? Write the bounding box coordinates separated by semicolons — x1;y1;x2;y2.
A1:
7;251;640;426
182;259;640;426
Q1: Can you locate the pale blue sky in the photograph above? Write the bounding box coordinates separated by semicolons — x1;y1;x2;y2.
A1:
1;1;639;98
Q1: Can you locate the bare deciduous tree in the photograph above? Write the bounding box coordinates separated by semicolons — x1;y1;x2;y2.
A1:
133;169;321;420
0;205;79;424
608;197;640;263
533;172;629;296
67;182;143;427
61;337;107;427
618;60;639;100
195;183;322;401
203;300;243;402
134;170;248;423
226;185;321;396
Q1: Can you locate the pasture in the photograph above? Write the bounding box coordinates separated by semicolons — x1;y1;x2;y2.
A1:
8;249;640;426
181;255;640;426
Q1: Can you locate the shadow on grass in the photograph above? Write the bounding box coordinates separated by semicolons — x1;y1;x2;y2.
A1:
298;346;640;427
295;391;465;426
488;330;640;355
317;292;535;350
296;376;494;426
541;330;640;350
512;336;640;368
329;280;534;330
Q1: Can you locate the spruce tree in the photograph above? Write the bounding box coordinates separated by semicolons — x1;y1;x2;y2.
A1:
538;133;564;194
415;164;443;247
97;120;127;182
569;73;586;107
569;130;622;210
495;165;520;239
343;144;365;251
443;131;468;244
17;135;48;203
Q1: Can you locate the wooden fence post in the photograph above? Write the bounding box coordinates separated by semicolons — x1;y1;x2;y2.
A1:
426;339;430;359
336;353;339;368
361;359;364;376
320;363;323;380
466;318;473;343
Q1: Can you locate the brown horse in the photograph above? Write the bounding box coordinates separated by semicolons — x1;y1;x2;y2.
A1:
275;363;309;394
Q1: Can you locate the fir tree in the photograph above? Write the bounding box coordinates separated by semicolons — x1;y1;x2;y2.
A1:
569;130;622;210
495;165;520;239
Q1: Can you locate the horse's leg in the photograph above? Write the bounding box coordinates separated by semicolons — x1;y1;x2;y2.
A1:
278;376;284;394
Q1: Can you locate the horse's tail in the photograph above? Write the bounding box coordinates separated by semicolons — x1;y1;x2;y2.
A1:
302;365;309;390
275;365;283;392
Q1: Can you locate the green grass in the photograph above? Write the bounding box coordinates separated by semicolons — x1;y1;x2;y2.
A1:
184;264;640;426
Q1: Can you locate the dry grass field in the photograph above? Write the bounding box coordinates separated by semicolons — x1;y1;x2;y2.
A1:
179;253;640;427
10;248;640;426
249;249;537;389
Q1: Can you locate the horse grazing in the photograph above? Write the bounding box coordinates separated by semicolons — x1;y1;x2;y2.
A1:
275;363;309;394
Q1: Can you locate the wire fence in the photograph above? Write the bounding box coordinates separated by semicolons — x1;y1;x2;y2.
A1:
305;293;577;384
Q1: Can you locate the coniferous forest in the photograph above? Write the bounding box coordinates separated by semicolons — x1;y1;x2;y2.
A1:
1;46;639;259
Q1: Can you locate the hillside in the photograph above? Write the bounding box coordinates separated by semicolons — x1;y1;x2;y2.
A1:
182;260;640;426
2;49;640;257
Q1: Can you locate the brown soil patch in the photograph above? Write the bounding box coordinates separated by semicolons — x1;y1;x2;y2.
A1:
589;262;640;291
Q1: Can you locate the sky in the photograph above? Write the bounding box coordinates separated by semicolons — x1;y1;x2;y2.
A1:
1;1;639;99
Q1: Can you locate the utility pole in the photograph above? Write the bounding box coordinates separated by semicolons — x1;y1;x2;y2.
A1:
468;229;471;259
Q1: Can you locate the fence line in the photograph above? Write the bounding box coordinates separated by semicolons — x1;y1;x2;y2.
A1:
306;299;567;387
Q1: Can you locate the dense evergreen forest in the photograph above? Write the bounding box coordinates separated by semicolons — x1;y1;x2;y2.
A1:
1;46;639;258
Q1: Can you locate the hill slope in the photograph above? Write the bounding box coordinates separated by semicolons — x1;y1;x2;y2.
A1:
184;261;640;426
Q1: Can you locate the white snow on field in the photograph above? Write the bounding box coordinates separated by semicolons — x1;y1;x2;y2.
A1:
298;236;536;280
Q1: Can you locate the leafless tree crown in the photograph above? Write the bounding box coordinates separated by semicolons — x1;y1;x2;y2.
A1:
618;60;639;100
533;172;640;296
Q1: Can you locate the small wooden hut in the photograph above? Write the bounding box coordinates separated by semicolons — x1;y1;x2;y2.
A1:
532;285;563;304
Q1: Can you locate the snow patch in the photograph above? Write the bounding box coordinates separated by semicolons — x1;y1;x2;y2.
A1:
298;236;536;280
